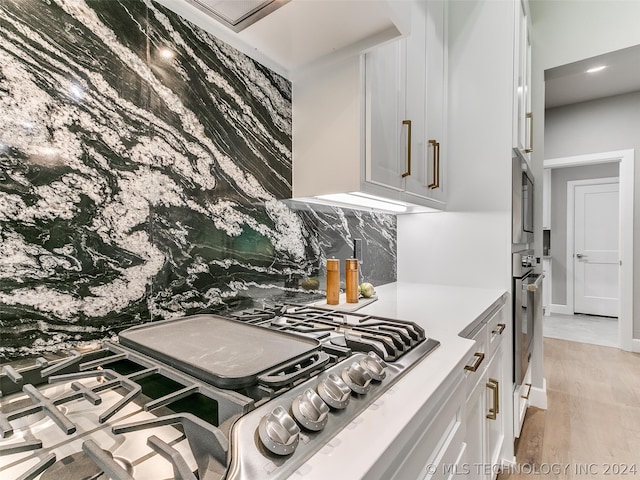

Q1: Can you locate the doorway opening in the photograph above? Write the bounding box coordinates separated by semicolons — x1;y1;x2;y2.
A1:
543;149;634;351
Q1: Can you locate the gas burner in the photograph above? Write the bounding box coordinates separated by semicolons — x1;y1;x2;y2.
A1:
231;303;428;362
40;451;107;480
1;308;440;480
228;305;288;323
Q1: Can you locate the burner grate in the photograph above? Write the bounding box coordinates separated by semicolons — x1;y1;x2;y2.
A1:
112;413;228;480
0;380;103;439
231;303;427;362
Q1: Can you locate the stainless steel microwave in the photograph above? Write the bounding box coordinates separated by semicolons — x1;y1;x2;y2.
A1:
512;149;534;244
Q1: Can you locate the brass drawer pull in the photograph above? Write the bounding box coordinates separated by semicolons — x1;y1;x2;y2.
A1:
402;120;412;178
492;323;506;335
464;352;485;372
521;382;532;400
486;378;499;420
428;139;440;189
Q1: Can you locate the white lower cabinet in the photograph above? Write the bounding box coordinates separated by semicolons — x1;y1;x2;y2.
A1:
419;389;467;480
464;371;486;476
486;343;505;472
386;375;467;480
462;304;508;480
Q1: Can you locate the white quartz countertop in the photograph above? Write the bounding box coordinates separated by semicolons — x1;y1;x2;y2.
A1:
297;281;508;479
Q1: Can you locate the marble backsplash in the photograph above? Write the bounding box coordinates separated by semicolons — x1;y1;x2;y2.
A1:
0;0;396;361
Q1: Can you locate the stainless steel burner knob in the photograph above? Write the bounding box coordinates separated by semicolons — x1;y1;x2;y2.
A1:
341;362;372;394
359;352;388;381
258;406;300;456
317;373;351;409
291;388;330;431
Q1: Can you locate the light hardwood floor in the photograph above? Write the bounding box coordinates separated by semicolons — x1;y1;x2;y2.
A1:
498;337;640;479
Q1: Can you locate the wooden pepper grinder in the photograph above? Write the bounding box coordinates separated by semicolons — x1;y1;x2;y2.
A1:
345;258;359;303
326;259;340;305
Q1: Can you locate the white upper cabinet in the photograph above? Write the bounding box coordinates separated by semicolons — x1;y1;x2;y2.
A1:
293;0;448;213
365;0;447;207
514;0;533;160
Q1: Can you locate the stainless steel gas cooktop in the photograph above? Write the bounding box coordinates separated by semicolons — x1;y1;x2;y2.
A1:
0;303;439;480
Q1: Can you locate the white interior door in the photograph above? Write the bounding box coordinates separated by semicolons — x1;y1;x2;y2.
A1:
574;181;619;317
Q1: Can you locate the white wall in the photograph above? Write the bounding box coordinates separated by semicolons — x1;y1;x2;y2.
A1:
545;91;640;159
399;212;510;288
529;1;640;340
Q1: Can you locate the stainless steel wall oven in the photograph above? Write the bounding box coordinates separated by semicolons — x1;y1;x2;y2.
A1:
512;251;542;385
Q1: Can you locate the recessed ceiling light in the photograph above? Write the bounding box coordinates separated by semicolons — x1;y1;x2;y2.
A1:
586;65;607;73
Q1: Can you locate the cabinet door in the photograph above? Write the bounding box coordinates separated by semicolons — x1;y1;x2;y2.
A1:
523;22;532;158
486;344;505;478
404;0;447;203
542;168;551;229
515;0;532;158
424;0;446;202
464;375;487;480
365;39;406;191
364;0;448;209
403;0;427;198
514;0;525;152
463;332;488;480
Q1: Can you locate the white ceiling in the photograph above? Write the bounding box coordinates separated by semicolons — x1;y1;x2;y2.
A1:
545;43;640;108
156;0;406;80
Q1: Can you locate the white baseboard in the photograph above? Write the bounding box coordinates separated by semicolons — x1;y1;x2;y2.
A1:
550;304;573;315
529;378;547;410
632;338;640;353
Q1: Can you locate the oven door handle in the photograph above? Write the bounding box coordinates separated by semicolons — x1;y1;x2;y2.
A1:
522;273;544;292
258;352;330;388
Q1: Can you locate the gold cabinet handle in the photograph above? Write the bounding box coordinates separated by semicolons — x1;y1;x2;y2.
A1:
521;382;532;400
525;112;533;153
486;378;499;420
435;140;440;187
464;352;485;372
402;120;412;178
492;323;506;335
428;139;440;189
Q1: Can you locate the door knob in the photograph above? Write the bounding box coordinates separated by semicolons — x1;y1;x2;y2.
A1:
576;253;586;259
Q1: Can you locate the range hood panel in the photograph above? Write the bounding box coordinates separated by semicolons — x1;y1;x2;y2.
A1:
189;0;290;32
